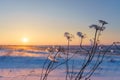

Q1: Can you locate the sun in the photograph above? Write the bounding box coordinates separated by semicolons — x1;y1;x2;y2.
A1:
22;37;29;43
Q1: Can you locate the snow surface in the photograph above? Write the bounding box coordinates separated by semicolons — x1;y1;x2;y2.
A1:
0;46;120;80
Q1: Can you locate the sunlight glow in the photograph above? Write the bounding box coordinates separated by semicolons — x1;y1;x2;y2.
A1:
22;37;29;43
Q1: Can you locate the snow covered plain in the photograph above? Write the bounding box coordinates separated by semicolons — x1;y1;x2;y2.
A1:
0;45;120;80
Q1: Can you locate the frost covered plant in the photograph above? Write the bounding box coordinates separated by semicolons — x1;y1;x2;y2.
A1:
41;20;118;80
40;46;59;80
77;32;86;45
64;32;74;52
64;32;74;80
77;32;86;39
89;24;105;31
47;46;64;62
76;32;88;52
40;46;68;80
46;46;57;62
46;46;55;53
99;20;108;26
89;24;100;30
64;32;74;41
90;20;107;32
89;20;107;31
73;20;110;80
48;55;57;62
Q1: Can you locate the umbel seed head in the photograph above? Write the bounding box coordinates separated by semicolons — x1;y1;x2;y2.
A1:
99;20;108;25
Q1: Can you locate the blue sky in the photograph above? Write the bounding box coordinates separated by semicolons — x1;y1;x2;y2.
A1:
0;0;120;45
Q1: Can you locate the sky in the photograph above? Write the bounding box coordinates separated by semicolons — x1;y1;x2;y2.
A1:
0;0;120;45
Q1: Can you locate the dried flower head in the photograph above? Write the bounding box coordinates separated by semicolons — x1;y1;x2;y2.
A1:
56;53;62;58
55;46;65;52
48;55;57;62
77;32;86;38
64;32;74;41
89;24;105;31
99;20;108;25
64;32;70;37
46;47;54;52
89;24;100;30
